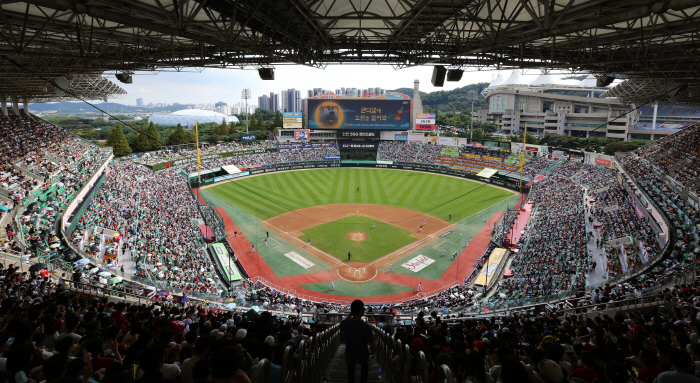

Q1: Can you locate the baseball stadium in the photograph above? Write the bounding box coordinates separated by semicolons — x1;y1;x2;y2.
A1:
2;1;700;382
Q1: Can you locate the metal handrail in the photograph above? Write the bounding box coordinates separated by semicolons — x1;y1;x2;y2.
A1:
251;359;272;383
437;364;455;383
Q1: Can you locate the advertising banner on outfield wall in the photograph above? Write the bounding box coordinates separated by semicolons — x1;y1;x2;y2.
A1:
213;172;250;183
307;99;411;130
438;137;454;146
241;134;257;143
595;158;612;167
198;160;526;192
394;134;408;141
294;130;310;140
338;141;379;151
338;130;378;138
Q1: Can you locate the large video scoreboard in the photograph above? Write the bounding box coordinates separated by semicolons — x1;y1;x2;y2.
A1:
307;99;411;130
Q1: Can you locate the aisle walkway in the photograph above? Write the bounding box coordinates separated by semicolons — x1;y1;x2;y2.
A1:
326;344;382;383
503;204;532;250
584;192;608;287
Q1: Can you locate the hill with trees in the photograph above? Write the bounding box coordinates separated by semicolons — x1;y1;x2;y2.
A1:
388;82;490;112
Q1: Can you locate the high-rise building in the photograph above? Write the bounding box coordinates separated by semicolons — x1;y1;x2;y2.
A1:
214;101;227;107
272;94;280;112
307;90;314;98
136;98;143;107
269;92;276;112
257;95;269;111
281;90;288;112
280;89;300;113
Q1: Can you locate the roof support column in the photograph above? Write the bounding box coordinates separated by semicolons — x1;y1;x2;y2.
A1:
23;99;29;114
651;102;658;131
11;96;19;116
0;96;7;117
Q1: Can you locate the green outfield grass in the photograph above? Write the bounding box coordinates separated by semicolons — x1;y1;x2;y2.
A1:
298;215;415;263
205;168;513;221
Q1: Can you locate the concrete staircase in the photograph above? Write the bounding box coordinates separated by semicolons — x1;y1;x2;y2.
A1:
325;344;383;383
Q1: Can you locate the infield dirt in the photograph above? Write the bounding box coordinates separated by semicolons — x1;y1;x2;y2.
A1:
262;204;453;281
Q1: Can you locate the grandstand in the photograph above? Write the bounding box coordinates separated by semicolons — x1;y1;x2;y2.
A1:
3;0;700;380
2;108;700;383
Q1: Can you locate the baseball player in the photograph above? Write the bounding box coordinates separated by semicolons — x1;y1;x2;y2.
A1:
251;245;256;252
390;263;393;272
488;223;492;230
442;248;446;257
465;238;469;247
449;214;452;221
423;219;427;225
372;222;375;229
331;281;335;290
419;226;422;233
348;252;351;261
306;239;311;247
266;231;269;238
417;283;422;292
484;215;487;223
264;238;268;246
453;251;457;260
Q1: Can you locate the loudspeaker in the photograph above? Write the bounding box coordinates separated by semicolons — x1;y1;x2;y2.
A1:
431;66;447;87
595;75;614;87
258;68;275;80
115;73;132;84
446;69;463;82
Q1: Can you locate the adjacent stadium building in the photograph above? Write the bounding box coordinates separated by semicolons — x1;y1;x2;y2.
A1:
476;72;700;141
148;109;239;128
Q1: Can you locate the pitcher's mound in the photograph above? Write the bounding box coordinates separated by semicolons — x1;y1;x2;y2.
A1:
347;232;368;241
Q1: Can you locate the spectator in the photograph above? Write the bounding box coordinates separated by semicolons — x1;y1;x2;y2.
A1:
340;300;375;383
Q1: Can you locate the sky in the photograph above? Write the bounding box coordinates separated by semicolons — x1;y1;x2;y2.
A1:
112;65;511;106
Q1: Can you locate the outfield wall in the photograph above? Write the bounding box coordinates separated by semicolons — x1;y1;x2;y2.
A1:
196;160;529;192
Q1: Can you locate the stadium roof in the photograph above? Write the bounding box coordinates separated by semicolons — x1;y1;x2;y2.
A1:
0;72;126;103
481;71;612;96
602;78;700;106
2;0;700;104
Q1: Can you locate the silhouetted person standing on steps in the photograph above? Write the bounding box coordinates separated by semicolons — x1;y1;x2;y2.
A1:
340;300;375;383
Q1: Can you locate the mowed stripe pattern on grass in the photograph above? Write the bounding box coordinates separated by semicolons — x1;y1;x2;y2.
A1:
206;168;513;221
299;215;416;263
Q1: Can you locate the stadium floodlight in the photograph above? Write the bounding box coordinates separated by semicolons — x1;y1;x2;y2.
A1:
242;88;251;134
468;90;478;141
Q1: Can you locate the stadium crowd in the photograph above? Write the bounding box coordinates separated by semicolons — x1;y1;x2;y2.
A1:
3;113;700;383
500;161;590;301
135;141;278;166
377;141;442;163
522;157;556;179
71;161;224;296
635;122;700;188
179;142;339;173
1;256;700;383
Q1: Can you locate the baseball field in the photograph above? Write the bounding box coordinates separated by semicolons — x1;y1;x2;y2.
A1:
198;168;520;303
